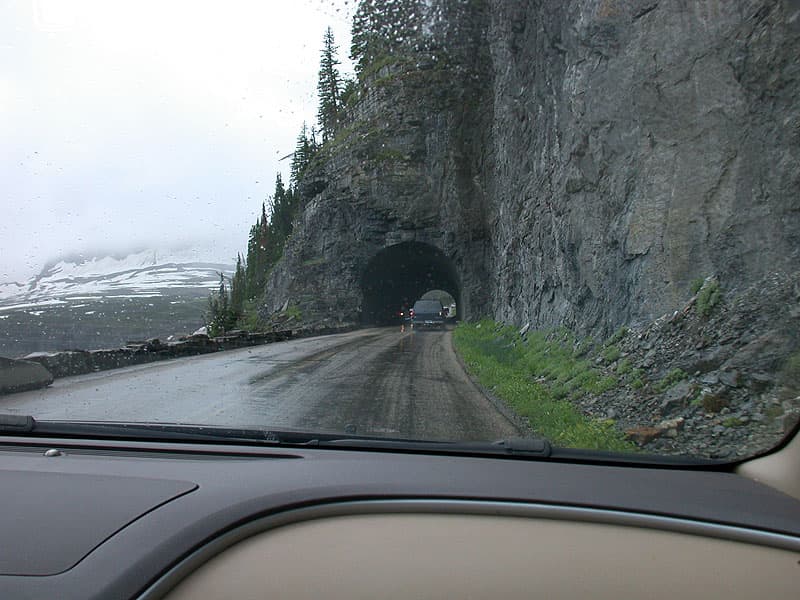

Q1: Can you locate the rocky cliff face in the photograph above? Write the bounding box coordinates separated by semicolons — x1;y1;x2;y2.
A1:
488;0;799;333
264;0;799;338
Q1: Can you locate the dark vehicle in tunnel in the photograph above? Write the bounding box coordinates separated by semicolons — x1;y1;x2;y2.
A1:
411;299;445;330
360;241;461;325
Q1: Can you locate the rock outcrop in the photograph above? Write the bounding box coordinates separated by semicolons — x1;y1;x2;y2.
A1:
487;0;800;333
572;272;800;459
263;0;799;341
0;357;53;394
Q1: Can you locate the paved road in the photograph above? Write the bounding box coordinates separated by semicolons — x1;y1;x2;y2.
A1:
0;328;520;441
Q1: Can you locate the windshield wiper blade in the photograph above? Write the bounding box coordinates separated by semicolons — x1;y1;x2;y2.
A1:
0;415;723;465
0;414;552;456
0;414;35;433
0;414;286;444
313;436;552;458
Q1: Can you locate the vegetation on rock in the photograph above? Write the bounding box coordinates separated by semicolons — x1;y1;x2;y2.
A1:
696;279;722;318
453;320;635;451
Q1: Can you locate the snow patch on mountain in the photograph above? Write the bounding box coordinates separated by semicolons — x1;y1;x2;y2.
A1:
0;247;234;309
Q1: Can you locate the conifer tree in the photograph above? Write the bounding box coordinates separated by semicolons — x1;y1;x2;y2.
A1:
244;203;270;300
270;173;290;244
290;123;313;186
317;27;342;142
230;253;246;319
206;272;234;336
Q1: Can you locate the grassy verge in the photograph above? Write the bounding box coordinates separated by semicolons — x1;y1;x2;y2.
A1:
452;320;637;452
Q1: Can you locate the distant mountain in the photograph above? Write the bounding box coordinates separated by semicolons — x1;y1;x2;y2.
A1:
0;247;234;307
0;247;235;357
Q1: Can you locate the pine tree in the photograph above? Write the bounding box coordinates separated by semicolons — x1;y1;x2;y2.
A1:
350;0;380;75
290;123;316;186
244;203;271;300
206;272;233;336
230;253;246;320
317;27;342;142
271;173;292;244
245;222;259;299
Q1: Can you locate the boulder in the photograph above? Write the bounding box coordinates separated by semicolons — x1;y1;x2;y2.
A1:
0;357;54;394
659;381;692;415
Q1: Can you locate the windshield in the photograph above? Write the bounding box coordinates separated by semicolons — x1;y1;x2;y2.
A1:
1;0;798;462
413;301;442;312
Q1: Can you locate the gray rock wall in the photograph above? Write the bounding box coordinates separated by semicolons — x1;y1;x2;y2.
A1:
487;0;800;332
263;0;799;336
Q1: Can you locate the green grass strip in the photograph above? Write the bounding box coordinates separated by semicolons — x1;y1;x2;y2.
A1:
453;320;637;452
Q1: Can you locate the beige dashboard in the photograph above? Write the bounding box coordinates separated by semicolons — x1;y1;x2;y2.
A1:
163;510;799;599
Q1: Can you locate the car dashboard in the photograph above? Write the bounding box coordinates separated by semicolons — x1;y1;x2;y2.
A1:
0;435;798;599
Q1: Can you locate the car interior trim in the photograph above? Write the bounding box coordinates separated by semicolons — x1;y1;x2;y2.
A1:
140;498;800;599
737;425;800;500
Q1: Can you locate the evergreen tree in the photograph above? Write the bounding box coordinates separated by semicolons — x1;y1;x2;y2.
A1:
241;173;302;304
206;272;234;336
271;173;294;245
350;0;380;75
244;203;271;300
317;27;342;142
244;222;259;299
230;253;246;319
290;123;315;186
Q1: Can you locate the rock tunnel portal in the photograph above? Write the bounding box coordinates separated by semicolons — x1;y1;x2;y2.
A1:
360;242;461;325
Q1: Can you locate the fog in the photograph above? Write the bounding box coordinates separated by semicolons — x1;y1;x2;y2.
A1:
1;0;353;282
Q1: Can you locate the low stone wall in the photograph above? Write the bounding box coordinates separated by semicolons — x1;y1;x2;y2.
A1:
18;326;357;381
20;331;292;380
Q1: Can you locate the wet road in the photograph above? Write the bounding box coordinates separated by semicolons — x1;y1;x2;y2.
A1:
0;328;520;440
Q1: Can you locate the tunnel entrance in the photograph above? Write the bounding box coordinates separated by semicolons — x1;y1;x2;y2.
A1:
360;241;461;325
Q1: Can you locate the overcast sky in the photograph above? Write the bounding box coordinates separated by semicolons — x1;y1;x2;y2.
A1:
1;0;354;281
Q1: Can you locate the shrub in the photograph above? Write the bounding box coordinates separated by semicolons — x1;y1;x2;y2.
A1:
588;375;618;394
606;326;629;346
690;277;704;295
602;345;621;363
702;392;728;413
655;368;686;392
696;280;722;317
284;304;303;321
237;299;263;331
573;337;594;358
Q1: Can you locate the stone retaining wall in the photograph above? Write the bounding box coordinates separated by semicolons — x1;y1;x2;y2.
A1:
17;326;357;382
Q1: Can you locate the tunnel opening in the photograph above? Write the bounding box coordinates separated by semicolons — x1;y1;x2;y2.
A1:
420;289;457;319
360;242;461;325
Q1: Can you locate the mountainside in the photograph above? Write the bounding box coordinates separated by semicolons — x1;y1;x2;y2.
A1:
0;248;233;357
262;0;799;338
0;248;233;306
